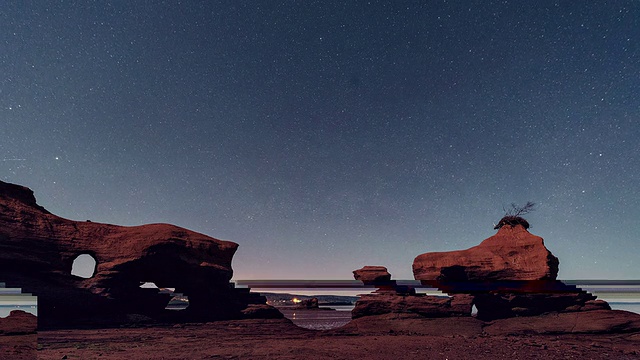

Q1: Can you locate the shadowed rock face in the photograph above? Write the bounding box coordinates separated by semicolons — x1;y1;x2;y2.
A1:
0;180;276;328
413;225;559;283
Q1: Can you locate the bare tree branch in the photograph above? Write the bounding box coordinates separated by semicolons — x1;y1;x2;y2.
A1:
506;201;536;217
494;202;536;229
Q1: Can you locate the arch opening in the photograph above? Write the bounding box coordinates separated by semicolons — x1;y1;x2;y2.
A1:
71;254;97;278
138;282;189;311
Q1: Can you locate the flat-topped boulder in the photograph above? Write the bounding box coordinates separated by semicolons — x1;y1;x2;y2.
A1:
353;266;392;285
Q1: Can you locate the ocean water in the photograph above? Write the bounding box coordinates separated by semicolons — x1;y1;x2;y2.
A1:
0;305;38;318
279;302;640;331
278;307;353;330
322;305;355;312
609;302;640;314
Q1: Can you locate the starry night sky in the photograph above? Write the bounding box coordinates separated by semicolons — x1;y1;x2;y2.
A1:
1;1;638;281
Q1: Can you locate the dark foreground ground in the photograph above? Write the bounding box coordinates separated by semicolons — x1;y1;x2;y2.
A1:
32;313;640;360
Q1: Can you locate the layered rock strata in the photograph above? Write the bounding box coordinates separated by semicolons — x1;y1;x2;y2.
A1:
0;311;37;335
353;293;473;319
351;266;472;319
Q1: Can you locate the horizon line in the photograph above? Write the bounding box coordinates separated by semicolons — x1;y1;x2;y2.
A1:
235;280;640;288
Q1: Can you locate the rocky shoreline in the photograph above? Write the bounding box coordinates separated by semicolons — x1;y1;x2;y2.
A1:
1;181;640;358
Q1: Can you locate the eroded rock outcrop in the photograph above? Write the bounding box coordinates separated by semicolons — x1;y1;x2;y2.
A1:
0;180;280;328
413;225;559;283
0;311;37;335
353;266;392;285
352;220;640;334
352;293;472;319
412;223;612;321
351;266;471;319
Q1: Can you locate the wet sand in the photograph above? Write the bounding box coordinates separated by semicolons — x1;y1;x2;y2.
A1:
278;307;352;330
0;333;37;360
36;316;640;360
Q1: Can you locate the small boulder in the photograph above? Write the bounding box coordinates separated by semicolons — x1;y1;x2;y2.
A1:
240;304;284;319
295;297;319;309
353;266;392;285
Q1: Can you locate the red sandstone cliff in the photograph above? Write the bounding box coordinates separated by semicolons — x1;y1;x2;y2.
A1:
0;180;276;328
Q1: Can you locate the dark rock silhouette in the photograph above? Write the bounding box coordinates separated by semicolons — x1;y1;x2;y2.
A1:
295;297;319;309
0;180;280;328
240;304;285;319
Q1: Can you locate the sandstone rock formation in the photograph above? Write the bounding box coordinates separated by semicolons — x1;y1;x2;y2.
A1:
352;293;472;319
353;266;392;285
0;180;280;328
352;266;415;294
0;311;37;335
483;309;640;335
413;225;559;283
351;266;471;319
337;309;640;337
0;310;37;360
412;223;613;321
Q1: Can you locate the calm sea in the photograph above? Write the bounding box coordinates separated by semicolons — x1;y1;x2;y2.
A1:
278;306;353;330
609;302;640;314
280;303;640;330
0;305;38;318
